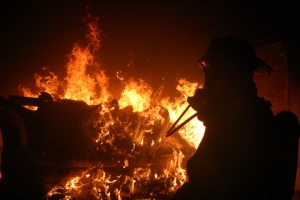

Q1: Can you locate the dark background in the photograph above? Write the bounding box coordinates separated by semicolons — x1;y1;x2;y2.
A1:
0;0;298;98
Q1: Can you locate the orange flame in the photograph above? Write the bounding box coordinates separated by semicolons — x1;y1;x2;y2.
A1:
18;13;206;199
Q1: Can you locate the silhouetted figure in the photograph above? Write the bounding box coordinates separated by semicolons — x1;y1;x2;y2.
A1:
266;111;300;200
172;36;274;200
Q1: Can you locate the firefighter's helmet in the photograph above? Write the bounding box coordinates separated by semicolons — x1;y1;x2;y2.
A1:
198;36;272;75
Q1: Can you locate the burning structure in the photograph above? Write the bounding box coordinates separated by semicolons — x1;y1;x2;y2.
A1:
1;7;300;200
0;15;205;199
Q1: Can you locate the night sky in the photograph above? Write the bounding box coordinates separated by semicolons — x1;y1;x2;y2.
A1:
0;0;298;98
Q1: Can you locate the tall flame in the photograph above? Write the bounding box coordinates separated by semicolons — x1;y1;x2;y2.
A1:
19;14;111;105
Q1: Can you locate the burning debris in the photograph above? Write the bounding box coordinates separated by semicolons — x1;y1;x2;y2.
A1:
0;13;205;199
0;92;193;199
46;151;187;200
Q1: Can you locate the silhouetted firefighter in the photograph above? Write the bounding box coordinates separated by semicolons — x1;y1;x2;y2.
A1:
172;36;274;200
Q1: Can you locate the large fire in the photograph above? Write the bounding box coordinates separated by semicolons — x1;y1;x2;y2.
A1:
17;14;205;199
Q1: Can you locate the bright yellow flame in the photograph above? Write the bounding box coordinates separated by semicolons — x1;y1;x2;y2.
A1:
118;78;153;112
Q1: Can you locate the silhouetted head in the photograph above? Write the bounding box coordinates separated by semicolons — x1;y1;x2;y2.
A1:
199;36;271;91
